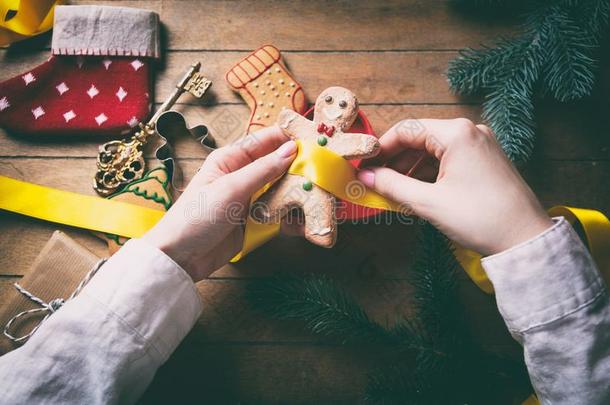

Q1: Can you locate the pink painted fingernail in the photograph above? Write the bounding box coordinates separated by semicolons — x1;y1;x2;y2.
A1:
276;140;297;158
357;169;375;187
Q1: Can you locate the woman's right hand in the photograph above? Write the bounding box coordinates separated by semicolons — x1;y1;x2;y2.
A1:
357;118;553;256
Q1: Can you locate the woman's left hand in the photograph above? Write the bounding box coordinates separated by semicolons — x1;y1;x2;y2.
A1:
143;126;297;282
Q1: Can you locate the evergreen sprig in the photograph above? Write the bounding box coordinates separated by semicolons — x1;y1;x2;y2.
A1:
247;224;527;403
246;274;391;344
448;0;610;162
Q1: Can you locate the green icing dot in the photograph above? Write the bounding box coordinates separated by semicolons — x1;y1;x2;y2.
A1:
302;180;313;191
317;136;328;146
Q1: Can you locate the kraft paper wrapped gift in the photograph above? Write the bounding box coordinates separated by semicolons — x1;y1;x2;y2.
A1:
0;231;100;355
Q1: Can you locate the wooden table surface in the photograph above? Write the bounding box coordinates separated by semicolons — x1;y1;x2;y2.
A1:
1;1;609;403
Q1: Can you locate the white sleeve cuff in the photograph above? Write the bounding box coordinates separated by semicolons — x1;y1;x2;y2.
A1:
482;217;606;333
79;239;202;362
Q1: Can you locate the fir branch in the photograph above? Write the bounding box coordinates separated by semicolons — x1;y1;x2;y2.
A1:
246;224;528;403
540;4;596;101
246;275;392;344
408;224;459;328
483;75;537;162
247;275;452;358
578;0;610;40
447;38;531;95
448;0;610;162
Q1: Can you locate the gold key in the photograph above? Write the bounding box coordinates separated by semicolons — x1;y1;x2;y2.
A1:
93;62;212;196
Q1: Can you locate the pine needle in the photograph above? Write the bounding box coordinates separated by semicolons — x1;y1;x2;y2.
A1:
448;0;610;162
246;274;392;344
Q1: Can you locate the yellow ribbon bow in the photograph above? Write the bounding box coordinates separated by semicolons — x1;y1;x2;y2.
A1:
0;0;61;46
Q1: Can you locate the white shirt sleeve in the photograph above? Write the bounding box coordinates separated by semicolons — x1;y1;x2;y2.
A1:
483;217;610;404
0;238;203;404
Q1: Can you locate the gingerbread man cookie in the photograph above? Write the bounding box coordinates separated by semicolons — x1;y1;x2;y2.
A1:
252;86;380;248
226;45;307;134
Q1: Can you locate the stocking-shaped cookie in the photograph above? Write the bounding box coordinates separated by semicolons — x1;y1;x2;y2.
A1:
252;86;380;248
226;45;307;134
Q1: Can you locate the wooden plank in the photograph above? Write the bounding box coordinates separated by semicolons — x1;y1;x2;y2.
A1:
2;0;514;52
142;337;523;404
0;277;523;402
141;342;371;403
1;157;608;278
0;104;480;158
159;0;516;51
193;277;517;350
0;205;421;279
0;50;467;104
0;277;21;307
2;102;609;160
160;51;466;104
0;261;516;353
2;48;608;160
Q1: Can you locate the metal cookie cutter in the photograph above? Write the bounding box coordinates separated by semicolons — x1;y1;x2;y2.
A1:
155;110;216;191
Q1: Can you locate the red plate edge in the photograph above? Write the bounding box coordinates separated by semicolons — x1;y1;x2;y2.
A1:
303;106;383;221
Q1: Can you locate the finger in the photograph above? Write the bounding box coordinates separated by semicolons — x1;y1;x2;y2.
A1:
203;126;291;173
367;118;474;166
357;167;433;211
476;124;494;138
219;140;298;198
197;126;291;184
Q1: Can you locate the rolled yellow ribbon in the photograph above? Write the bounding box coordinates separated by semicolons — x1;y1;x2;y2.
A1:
0;0;61;46
0;175;164;238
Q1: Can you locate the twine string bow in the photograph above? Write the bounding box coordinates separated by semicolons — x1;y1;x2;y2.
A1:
3;258;107;344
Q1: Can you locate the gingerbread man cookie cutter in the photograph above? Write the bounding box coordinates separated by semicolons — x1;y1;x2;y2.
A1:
155;110;216;191
252;86;380;248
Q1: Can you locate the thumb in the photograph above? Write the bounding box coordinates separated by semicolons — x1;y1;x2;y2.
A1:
357;167;433;213
220;140;297;197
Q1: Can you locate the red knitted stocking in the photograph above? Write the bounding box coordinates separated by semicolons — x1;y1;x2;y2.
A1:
0;4;160;136
0;55;151;136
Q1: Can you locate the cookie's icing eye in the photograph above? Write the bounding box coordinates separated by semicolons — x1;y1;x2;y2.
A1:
325;95;333;104
339;100;347;108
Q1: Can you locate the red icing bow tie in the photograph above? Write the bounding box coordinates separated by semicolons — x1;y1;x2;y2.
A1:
317;122;336;137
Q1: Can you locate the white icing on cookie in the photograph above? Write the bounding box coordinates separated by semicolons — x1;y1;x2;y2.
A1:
311;226;332;236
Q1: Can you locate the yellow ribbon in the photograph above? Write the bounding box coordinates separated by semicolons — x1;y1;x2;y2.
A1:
0;0;61;46
0;175;164;238
456;206;610;293
231;140;404;261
